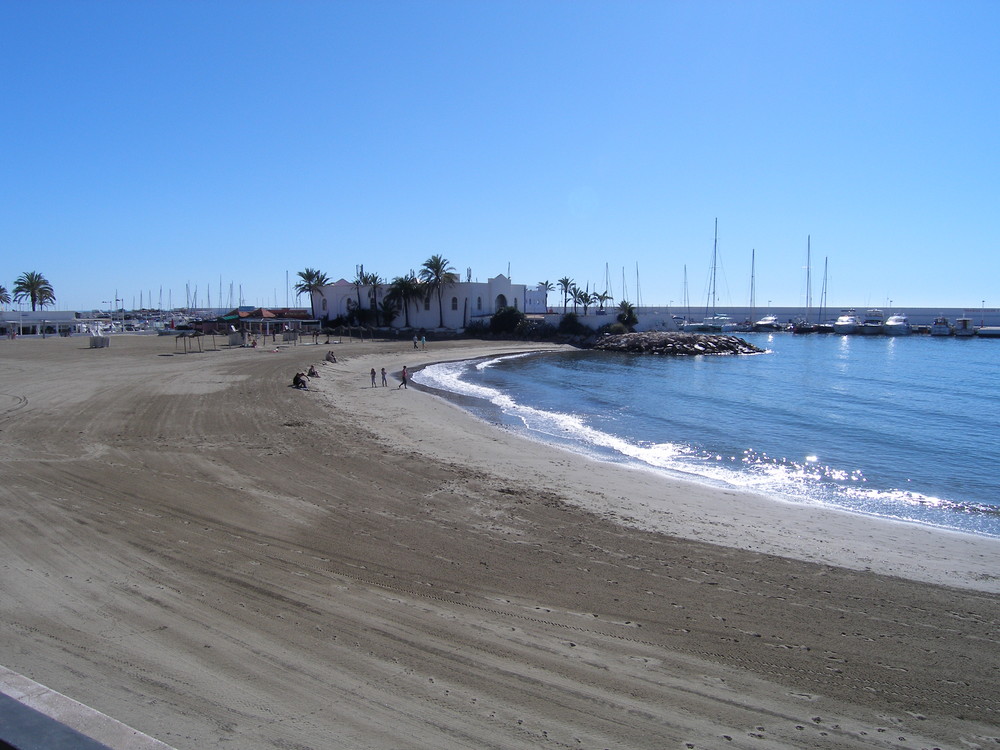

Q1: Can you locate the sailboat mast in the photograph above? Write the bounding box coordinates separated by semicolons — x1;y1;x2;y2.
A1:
706;218;718;318
805;235;812;318
819;256;829;324
683;264;689;320
749;248;756;321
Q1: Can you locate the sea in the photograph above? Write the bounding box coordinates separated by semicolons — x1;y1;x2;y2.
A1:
414;333;1000;539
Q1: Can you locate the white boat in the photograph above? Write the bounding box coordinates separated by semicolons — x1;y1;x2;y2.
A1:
858;308;885;335
954;317;976;337
832;309;860;334
682;314;738;333
752;314;782;331
930;316;953;336
882;312;912;336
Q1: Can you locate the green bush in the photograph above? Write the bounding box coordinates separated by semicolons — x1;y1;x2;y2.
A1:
557;312;590;336
490;306;526;334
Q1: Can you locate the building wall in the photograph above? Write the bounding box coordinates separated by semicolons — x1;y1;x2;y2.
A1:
313;275;538;329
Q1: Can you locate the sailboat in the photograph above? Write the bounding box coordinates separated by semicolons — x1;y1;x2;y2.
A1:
681;219;737;333
815;257;836;333
791;236;818;334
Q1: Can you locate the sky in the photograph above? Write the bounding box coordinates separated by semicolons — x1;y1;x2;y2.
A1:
3;0;998;313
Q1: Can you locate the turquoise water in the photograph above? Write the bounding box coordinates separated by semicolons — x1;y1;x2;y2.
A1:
415;334;1000;538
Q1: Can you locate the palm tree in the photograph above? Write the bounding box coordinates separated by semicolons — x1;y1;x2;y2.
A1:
419;255;458;328
352;265;367;314
13;271;55;311
570;285;587;314
0;285;10;308
538;280;554;310
597;291;613;313
365;272;383;325
617;299;638;329
386;273;423;328
557;277;573;314
293;268;331;319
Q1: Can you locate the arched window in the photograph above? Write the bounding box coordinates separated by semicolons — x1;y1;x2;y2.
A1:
451;296;459;311
477;297;482;311
495;294;508;309
321;298;327;311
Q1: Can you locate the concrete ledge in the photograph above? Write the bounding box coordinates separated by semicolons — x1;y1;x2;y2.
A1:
0;667;173;750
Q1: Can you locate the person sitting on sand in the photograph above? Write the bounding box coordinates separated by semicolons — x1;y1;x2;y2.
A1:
307;365;319;378
292;372;309;390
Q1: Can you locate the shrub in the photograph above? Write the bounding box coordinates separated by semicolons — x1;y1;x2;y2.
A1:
490;306;526;334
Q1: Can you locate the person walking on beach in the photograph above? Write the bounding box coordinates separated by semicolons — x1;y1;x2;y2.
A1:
420;335;426;349
380;367;388;387
413;335;419;349
370;368;377;388
397;366;408;389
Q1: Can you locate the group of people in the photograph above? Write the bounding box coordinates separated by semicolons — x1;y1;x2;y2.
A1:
369;367;389;388
369;366;408;389
292;364;321;390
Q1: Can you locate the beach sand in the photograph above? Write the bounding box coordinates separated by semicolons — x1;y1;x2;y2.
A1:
0;333;997;749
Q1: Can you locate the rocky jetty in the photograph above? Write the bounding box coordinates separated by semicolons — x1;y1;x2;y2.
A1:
593;331;764;355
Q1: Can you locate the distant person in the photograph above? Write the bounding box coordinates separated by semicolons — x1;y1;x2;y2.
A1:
421;335;426;349
370;367;377;388
397;366;408;389
307;365;319;378
292;372;309;390
380;367;388;387
413;335;419;349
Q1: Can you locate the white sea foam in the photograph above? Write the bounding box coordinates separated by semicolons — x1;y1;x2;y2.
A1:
416;349;1000;538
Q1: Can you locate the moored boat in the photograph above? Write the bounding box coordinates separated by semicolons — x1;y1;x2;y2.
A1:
930;316;954;336
752;314;782;332
832;309;860;334
883;313;912;336
858;308;885;335
681;313;737;333
954;317;976;337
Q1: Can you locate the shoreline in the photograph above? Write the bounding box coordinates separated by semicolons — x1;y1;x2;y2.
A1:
402;348;1000;594
1;335;997;749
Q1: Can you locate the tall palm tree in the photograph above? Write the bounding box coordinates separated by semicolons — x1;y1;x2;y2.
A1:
538;280;554;310
570;285;587;314
557;277;573;314
352;265;367;314
419;255;458;328
365;272;383;325
13;271;55;311
0;285;10;308
386;273;422;328
293;268;331;319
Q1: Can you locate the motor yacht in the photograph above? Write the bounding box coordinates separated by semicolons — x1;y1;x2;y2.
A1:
882;313;912;336
832;309;860;334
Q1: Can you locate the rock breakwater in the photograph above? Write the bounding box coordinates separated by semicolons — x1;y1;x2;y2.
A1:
593;331;764;355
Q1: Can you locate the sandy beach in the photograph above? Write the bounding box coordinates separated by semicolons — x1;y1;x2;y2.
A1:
1;333;998;749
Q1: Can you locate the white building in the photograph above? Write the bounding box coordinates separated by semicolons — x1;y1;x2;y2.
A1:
312;275;551;330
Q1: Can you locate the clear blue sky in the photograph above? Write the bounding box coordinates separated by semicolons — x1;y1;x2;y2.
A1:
3;0;997;312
